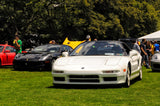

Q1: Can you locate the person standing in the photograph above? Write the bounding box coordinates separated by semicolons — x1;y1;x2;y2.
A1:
94;38;98;41
49;40;56;44
154;40;159;53
146;41;152;66
151;41;155;55
14;35;22;54
140;39;150;69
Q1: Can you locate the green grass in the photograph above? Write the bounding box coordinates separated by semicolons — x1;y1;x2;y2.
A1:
0;66;160;106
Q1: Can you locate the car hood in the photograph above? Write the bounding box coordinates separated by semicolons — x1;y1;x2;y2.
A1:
55;56;123;66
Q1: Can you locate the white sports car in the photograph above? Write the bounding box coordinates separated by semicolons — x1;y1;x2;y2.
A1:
52;41;142;87
151;53;160;71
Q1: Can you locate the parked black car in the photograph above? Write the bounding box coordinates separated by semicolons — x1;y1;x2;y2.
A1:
13;44;73;71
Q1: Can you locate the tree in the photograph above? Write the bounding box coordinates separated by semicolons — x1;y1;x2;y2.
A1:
0;0;159;48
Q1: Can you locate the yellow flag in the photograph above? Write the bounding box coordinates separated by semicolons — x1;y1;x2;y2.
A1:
63;37;88;49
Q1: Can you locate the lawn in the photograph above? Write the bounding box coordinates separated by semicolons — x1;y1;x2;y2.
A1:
0;66;159;106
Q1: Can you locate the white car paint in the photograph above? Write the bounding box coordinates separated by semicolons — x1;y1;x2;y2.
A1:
52;50;142;86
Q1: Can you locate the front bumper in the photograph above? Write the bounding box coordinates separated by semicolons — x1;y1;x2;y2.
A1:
52;73;126;85
13;60;51;70
151;60;160;71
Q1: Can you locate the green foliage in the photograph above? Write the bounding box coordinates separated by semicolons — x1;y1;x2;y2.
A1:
0;0;159;45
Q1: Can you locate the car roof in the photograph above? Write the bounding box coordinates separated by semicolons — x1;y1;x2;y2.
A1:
0;44;14;47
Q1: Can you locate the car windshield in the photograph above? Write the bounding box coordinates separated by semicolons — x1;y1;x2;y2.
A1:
32;45;60;53
0;46;4;52
70;41;125;56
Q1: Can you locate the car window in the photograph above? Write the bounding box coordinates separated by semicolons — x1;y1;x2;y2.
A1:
71;41;125;56
32;45;61;53
61;45;73;52
0;46;4;52
5;46;15;52
47;47;60;53
121;43;131;55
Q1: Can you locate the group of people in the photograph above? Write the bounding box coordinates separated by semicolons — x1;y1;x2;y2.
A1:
133;39;159;69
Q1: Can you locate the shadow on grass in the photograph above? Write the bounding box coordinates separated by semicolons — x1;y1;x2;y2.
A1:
0;66;13;68
11;68;51;72
147;70;160;73
0;65;51;72
47;78;140;89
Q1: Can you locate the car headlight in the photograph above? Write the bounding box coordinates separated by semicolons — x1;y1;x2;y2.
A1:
103;70;120;73
152;55;158;60
39;54;51;61
14;54;21;59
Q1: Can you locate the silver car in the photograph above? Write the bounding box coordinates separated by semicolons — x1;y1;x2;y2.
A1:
151;53;160;71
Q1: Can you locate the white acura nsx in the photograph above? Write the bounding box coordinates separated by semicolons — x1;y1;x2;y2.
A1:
52;41;142;87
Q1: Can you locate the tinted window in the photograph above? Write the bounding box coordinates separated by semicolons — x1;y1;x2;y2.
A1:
121;43;131;54
61;45;73;52
5;46;15;52
71;41;125;56
47;46;60;53
0;46;4;52
32;45;60;53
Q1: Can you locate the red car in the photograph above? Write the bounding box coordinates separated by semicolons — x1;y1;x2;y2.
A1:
0;44;16;66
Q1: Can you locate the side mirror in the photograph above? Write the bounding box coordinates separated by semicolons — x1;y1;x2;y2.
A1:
4;50;11;53
61;50;65;53
62;52;69;57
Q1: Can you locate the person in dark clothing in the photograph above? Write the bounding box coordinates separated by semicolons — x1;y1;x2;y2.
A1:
140;39;150;69
146;41;152;66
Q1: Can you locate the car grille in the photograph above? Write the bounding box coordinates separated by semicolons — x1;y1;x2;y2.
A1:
69;75;100;83
103;77;117;81
69;75;99;78
54;77;65;81
153;64;160;68
69;79;100;83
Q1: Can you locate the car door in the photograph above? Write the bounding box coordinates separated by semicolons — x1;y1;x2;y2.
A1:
0;46;7;65
121;43;139;71
129;50;139;71
4;46;16;65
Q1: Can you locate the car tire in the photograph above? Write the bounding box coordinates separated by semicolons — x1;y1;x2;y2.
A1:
138;68;142;80
152;69;156;72
124;67;130;87
13;65;18;70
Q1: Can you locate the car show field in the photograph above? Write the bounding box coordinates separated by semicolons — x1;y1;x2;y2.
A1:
0;66;159;106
